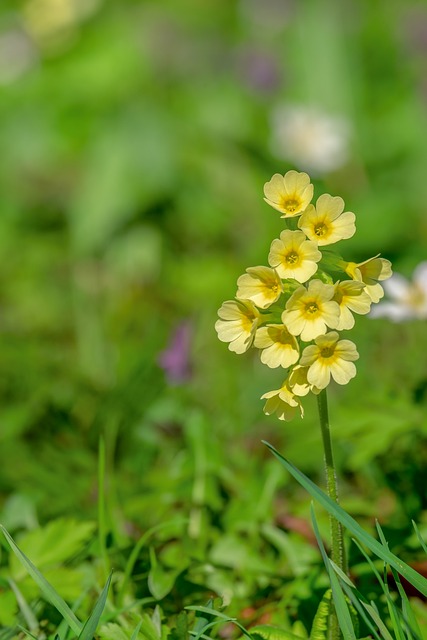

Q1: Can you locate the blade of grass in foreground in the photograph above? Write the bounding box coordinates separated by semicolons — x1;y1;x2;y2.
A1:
310;505;356;640
0;525;82;636
78;572;112;640
263;441;427;598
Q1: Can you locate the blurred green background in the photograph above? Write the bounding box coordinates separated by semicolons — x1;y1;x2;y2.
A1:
1;0;427;565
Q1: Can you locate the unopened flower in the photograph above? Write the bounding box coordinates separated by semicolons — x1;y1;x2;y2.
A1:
345;255;392;303
263;170;313;218
236;266;283;309
333;280;372;330
261;383;304;421
270;104;351;176
254;324;299;368
300;331;359;389
215;300;260;354
268;230;321;283
298;194;356;246
282;279;340;342
370;262;427;321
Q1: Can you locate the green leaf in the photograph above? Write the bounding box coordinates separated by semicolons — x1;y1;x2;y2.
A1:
185;606;252;640
0;525;82;636
250;624;306;640
309;590;332;640
148;548;182;601
8;518;95;581
263;441;427;597
78;572;112;640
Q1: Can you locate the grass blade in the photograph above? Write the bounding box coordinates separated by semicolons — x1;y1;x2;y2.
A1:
263;441;427;597
78;572;112;640
8;579;38;633
412;521;427;556
310;505;356;640
130;621;142;640
0;526;82;635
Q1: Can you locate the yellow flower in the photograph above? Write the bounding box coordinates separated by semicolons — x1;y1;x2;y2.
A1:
268;230;321;283
300;331;359;389
215;299;259;354
298;193;356;246
236;266;283;309
263;170;313;218
261;383;304;421
287;364;320;396
282;279;340;342
254;324;299;368
333;280;372;330
345;255;392;303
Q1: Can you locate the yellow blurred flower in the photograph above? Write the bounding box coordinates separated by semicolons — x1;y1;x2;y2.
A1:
268;230;321;283
261;383;304;421
333;280;372;330
236;266;283;309
298;194;355;246
215;299;260;354
282;279;340;342
263;170;313;218
254;324;299;368
300;331;359;389
345;255;392;303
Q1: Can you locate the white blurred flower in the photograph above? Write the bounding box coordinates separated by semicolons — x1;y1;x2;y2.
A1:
370;262;427;321
270;104;351;176
0;29;37;84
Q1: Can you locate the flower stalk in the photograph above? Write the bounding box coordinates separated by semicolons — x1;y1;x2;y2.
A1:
317;389;346;573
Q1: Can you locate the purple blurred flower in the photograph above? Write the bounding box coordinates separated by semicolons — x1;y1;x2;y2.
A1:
158;321;192;384
235;46;280;93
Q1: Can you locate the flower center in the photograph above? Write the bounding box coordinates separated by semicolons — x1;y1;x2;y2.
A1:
305;302;319;315
281;197;300;213
320;346;335;358
286;251;299;265
314;222;328;237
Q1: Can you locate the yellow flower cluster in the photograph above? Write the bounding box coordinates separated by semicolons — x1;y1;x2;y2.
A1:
215;170;392;421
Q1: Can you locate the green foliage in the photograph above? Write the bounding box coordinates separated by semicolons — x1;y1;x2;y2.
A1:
1;0;427;637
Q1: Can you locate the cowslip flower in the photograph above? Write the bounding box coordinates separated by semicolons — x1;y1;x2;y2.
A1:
333;280;372;330
254;324;299;368
268;230;321;283
298;194;355;246
345;255;392;303
287;364;320;396
300;331;359;389
263;170;313;218
215;299;260;354
236;266;283;309
261;383;304;421
370;262;427;321
282;279;340;342
215;167;392;423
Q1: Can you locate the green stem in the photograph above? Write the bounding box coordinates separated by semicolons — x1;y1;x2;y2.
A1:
317;388;346;639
